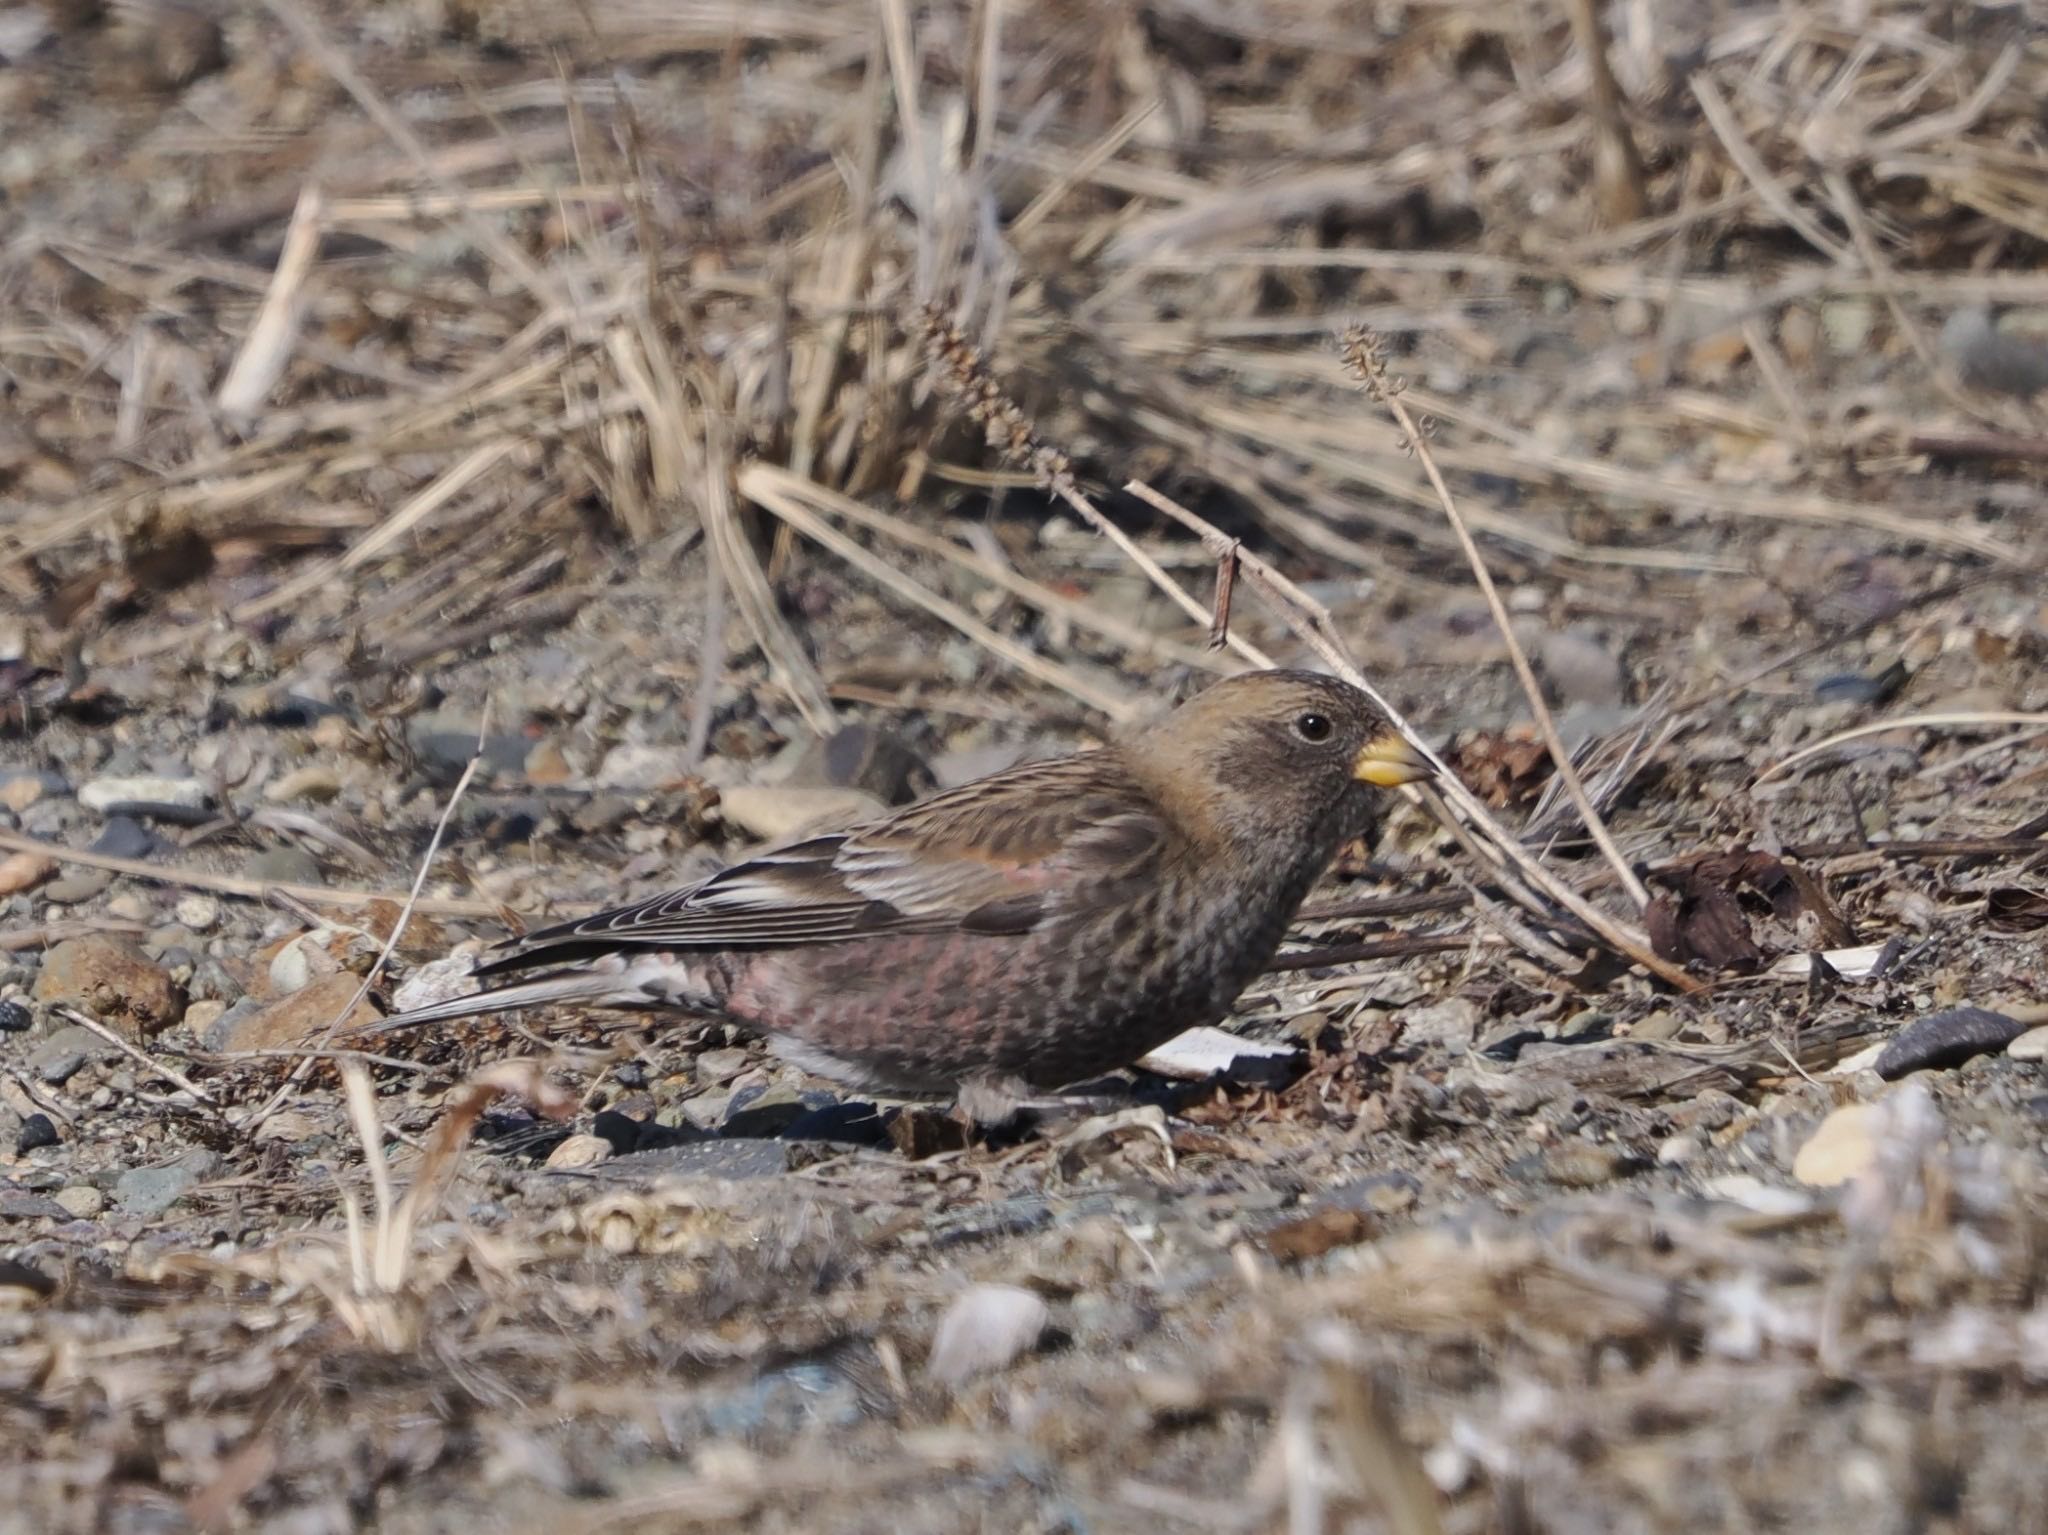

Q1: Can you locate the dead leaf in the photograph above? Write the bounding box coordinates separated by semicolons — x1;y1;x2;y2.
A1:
1449;728;1553;808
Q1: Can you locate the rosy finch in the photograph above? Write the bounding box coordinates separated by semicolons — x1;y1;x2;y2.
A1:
377;671;1430;1104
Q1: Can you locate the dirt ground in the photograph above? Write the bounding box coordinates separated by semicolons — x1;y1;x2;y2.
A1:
3;3;2047;1532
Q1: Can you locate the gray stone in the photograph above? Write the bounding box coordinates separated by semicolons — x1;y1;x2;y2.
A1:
694;1048;751;1085
595;742;693;791
246;846;322;885
786;724;933;806
601;1139;792;1181
1397;998;1480;1050
407;715;530;776
1537;627;1624;709
113;1150;220;1218
40;871;113;904
88;816;160;860
30;1025;114;1084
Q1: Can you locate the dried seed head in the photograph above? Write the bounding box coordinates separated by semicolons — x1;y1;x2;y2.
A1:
919;303;1073;490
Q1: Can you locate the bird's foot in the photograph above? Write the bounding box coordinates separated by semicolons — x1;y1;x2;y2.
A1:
949;1079;1184;1172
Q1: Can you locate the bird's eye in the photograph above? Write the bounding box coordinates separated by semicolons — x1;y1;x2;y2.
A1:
1293;711;1334;743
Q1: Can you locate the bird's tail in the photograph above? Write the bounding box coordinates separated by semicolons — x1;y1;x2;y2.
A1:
367;969;644;1033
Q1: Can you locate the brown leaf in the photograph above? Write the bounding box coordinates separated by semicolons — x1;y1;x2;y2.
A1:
1448;728;1553;808
1647;849;1855;974
1747;855;1858;948
1646;883;1765;974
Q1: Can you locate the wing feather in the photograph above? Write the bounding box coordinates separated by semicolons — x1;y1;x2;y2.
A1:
474;751;1166;978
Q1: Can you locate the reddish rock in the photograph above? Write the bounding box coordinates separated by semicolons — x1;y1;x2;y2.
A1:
33;935;185;1040
0;851;55;895
207;972;382;1054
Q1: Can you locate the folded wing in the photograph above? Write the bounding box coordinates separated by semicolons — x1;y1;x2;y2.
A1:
472;753;1168;978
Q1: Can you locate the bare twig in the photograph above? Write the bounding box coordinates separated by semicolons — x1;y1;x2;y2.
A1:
239;722;491;1137
919;304;1274;671
54;1006;224;1115
1338;329;1658;922
1209;540;1240;651
0;828;500;917
1566;0;1648;224
1754;712;2048;785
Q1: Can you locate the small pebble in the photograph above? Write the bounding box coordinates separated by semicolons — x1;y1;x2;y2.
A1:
79;775;208;812
254;1111;322;1144
695;1048;751;1085
16;1113;59;1153
925;1284;1051;1386
54;1185;103;1219
595;742;694;791
545;1133;612;1169
718;784;884;843
0;999;31;1033
1793;1103;1879;1187
30;1026;101;1083
2007;1026;2048;1063
0;775;49;812
523;741;573;786
173;895;220;931
88;816;160;860
41;871;114;905
0;851;55;895
184;999;227;1035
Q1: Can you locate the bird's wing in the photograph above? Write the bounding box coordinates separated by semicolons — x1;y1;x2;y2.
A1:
474;753;1167;975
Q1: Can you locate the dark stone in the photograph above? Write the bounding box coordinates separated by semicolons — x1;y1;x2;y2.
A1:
723;1084;838;1139
1875;1007;2027;1080
15;1114;57;1153
0;1000;29;1033
630;1119;704;1152
0;1190;70;1221
1477;1023;1545;1061
591;1109;644;1155
778;1100;890;1146
0;1258;56;1298
1814;662;1908;706
815;724;934;806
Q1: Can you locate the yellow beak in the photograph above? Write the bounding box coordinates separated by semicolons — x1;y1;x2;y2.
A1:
1352;729;1433;787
